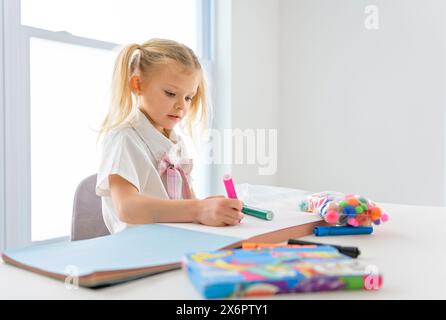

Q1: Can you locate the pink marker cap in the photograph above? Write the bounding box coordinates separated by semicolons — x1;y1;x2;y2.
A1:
223;174;238;199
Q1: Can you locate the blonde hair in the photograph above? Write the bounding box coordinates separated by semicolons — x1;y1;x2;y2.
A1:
99;38;208;140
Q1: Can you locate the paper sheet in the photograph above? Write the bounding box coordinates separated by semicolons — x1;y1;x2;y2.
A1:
161;184;322;239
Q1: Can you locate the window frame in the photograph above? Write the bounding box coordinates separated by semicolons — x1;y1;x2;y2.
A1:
0;0;6;253
0;0;214;251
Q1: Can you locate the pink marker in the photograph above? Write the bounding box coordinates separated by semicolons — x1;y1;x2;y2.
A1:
223;174;238;199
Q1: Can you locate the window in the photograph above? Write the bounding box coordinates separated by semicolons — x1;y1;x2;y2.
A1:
29;38;115;241
21;0;199;52
1;0;213;249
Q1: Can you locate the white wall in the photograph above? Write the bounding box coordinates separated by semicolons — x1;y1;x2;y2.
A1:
210;0;232;195
278;0;446;205
215;0;446;206
230;0;279;187
212;0;279;195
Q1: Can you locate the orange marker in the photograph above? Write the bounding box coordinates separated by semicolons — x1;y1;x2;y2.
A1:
241;242;317;250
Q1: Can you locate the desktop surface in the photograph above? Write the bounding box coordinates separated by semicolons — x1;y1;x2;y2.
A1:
1;202;445;299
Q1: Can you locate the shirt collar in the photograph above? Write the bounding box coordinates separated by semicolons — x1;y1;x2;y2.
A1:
130;108;184;162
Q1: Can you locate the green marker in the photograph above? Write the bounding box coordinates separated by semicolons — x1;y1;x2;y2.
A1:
242;205;274;221
222;174;274;221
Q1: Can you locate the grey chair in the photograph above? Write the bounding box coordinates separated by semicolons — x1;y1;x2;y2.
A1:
71;174;110;241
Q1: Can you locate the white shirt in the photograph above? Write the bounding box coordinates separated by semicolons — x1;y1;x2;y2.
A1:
96;109;192;234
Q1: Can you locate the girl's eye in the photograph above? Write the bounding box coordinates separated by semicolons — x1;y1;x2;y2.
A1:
165;90;192;102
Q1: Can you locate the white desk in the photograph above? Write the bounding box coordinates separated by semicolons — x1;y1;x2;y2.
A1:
1;202;446;299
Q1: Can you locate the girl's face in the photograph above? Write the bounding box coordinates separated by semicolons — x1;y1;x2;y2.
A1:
134;61;201;137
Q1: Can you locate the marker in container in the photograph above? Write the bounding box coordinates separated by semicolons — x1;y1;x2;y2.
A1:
223;174;274;221
313;226;373;236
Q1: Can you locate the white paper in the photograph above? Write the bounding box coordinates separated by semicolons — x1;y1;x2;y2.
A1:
161;184;322;239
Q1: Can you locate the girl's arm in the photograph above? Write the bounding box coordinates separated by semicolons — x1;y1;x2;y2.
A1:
109;174;244;226
190;187;197;199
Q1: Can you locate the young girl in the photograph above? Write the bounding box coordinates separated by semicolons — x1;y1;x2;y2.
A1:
96;38;244;234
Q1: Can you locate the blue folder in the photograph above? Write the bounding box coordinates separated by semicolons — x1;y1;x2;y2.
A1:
1;224;242;288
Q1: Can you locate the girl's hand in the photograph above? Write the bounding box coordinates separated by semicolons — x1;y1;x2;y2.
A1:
196;197;244;226
204;195;225;200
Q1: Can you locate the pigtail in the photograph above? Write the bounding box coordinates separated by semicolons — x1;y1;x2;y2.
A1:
99;44;141;139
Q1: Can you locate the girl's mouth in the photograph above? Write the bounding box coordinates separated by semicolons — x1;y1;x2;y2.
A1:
167;115;180;122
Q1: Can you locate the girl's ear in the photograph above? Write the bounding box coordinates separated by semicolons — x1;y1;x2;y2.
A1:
130;75;142;95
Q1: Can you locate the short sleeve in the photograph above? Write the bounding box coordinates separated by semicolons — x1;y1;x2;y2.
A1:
96;130;153;197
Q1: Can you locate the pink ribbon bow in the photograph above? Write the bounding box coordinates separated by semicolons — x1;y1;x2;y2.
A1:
157;153;193;199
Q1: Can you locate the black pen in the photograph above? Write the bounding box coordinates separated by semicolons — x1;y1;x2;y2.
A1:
287;239;361;258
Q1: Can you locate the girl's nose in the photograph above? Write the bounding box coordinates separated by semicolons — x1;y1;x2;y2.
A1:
175;101;185;110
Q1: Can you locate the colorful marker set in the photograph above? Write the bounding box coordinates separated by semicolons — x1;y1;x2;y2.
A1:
299;191;389;227
223;174;274;221
184;245;382;298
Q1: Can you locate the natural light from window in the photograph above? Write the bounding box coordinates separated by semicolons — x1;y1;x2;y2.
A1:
24;0;202;242
21;0;199;52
